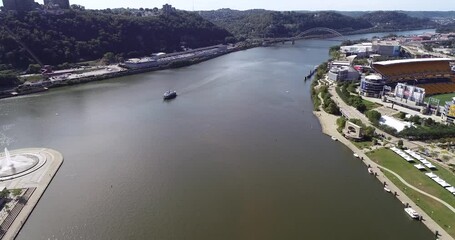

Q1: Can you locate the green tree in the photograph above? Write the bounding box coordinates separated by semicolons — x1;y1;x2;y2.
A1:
0;188;9;199
366;110;382;124
27;64;42;74
337;117;347;129
397;140;404;149
101;52;116;65
408;115;421;124
364;126;376;140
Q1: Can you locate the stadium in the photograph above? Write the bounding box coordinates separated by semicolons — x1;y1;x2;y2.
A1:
372;58;455;96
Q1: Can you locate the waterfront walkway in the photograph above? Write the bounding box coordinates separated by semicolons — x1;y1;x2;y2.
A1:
313;109;453;240
0;148;63;240
0;188;35;239
378;166;455;214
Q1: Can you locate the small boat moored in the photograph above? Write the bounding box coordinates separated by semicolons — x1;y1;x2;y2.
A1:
384;187;391;193
353;153;359;158
331;136;338;141
367;167;373;174
404;207;420;219
163;90;177;100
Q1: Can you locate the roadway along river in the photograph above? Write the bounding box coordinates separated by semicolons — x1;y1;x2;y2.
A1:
2;30;435;239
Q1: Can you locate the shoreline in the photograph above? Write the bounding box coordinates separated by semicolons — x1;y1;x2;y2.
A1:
0;45;259;100
312;109;453;240
0;27;436;101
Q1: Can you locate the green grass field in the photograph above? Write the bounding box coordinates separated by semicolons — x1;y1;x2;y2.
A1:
425;93;455;104
362;99;381;111
352;140;373;150
383;171;455;238
368;148;455;207
367;148;455;238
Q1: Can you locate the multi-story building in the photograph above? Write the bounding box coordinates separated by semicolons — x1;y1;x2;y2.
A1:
162;4;175;13
327;66;360;82
442;97;455;124
360;74;385;98
2;0;36;11
372;40;401;57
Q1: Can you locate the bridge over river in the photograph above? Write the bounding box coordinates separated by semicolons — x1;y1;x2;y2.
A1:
261;27;345;45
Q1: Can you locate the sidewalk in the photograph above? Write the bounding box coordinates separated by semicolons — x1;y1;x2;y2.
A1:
313;109;453;240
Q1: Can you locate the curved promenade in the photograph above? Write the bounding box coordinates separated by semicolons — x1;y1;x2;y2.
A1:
0;148;63;240
378;166;455;214
313;109;453;240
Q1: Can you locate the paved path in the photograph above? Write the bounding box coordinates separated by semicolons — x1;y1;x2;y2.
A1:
378;166;455;213
0;148;63;240
313;106;453;240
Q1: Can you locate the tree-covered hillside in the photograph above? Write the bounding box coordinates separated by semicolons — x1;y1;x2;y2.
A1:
360;11;436;31
200;9;438;39
199;9;373;39
0;9;232;68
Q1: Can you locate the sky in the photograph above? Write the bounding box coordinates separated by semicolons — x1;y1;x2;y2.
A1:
1;0;454;11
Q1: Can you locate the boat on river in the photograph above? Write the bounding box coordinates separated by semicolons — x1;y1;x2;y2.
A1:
404;207;420;219
331;136;338;141
163;90;177;100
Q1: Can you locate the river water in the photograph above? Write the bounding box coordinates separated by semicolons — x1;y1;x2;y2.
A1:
1;30;436;239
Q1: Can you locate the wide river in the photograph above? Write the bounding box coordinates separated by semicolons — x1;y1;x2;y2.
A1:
1;30;436;239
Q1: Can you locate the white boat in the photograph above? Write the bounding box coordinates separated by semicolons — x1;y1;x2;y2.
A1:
331;136;338;141
367;167;373;174
404;207;420;219
163;90;178;100
384;187;391;193
353;153;359;158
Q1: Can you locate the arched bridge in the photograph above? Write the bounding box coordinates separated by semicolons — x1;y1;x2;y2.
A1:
296;27;343;38
262;27;344;44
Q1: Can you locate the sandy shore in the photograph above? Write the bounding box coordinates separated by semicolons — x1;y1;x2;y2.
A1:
313;110;453;240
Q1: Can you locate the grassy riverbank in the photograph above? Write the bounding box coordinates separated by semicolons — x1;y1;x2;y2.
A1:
382;171;455;238
367;148;455;238
368;148;455;207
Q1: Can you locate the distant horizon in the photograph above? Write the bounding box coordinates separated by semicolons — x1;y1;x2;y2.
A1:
1;0;455;12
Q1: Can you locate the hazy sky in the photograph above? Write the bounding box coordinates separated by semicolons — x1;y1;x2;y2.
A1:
2;0;454;11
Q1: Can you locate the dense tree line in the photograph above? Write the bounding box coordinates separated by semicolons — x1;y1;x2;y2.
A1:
200;9;373;39
200;9;437;39
359;11;436;31
0;9;232;69
336;83;367;113
437;23;455;33
399;116;455;140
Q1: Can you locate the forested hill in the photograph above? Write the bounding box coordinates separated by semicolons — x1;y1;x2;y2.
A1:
339;11;455;19
0;9;232;68
199;9;373;39
200;9;438;39
360;11;436;31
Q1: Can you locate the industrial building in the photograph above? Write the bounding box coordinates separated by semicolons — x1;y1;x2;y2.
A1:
2;0;36;11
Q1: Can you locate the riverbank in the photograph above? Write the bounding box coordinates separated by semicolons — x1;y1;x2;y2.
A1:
312;109;453;239
0;43;261;100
